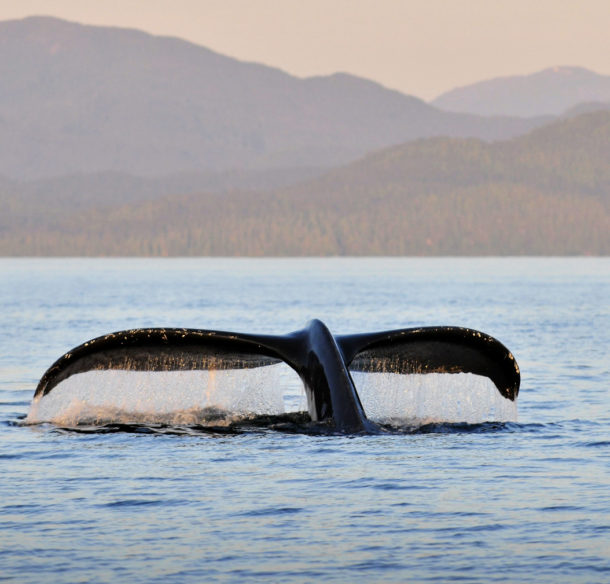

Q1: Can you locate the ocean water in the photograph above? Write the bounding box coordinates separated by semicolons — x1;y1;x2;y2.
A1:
1;257;609;583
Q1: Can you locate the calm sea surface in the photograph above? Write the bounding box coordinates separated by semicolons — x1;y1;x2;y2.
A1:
1;257;609;583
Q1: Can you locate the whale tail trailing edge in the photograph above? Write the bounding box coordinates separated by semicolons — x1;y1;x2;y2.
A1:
33;321;520;432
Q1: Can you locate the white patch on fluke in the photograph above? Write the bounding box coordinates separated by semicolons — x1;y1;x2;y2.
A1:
352;371;517;425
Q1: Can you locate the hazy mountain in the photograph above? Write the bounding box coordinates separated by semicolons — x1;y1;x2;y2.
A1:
563;101;610;117
310;110;610;198
432;67;610;117
1;165;325;213
0;16;547;180
2;111;608;256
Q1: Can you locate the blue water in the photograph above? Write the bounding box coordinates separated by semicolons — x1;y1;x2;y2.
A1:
1;257;609;583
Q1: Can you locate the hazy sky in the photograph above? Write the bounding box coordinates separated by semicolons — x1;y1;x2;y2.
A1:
2;0;609;100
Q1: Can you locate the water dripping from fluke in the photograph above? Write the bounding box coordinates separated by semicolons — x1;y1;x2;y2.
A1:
27;320;520;434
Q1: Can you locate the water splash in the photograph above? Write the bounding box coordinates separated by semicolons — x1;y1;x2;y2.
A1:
26;365;286;426
26;367;516;428
353;371;517;426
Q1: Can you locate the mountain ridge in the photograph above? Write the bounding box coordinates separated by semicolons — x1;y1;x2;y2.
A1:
2;111;608;256
0;15;548;180
432;66;610;117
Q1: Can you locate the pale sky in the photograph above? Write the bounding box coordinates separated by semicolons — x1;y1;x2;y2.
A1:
2;0;609;100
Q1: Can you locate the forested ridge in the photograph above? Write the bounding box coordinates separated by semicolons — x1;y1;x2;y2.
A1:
1;111;609;256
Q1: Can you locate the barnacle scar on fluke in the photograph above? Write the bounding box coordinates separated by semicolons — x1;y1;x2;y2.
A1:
33;319;520;433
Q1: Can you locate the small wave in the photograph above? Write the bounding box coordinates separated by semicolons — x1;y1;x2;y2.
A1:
98;498;187;509
238;506;303;517
25;405;242;428
21;414;531;437
373;482;424;491
539;505;585;512
36;411;315;436
380;420;523;434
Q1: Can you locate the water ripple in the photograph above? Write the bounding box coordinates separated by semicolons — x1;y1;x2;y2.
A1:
238;506;303;517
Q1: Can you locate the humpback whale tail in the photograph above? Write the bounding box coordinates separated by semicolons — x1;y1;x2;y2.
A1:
32;320;520;433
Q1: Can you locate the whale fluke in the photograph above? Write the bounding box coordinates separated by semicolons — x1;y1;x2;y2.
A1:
34;320;520;433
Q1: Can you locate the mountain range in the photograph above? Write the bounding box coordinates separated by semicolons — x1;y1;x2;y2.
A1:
2;111;608;256
1;16;608;256
0;16;548;180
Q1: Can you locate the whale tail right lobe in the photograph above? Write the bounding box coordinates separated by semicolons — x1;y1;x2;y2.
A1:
337;326;520;402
